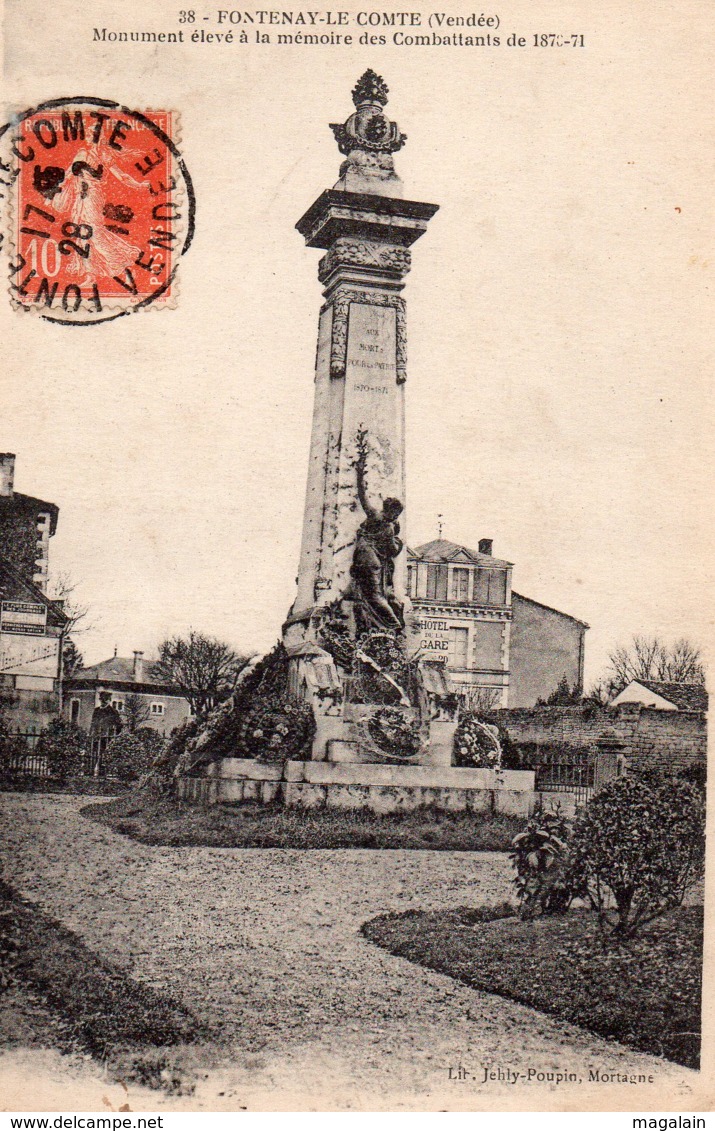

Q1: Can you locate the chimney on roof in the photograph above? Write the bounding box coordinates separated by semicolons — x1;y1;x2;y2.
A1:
478;538;493;556
133;651;144;682
0;454;15;497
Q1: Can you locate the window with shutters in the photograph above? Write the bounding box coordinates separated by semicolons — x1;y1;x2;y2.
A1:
426;563;448;600
450;627;469;668
473;622;504;669
489;569;507;605
474;567;490;604
452;568;470;602
474;568;507;606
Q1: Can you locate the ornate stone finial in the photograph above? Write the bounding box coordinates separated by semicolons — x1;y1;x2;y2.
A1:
351;69;389;108
330;71;406;198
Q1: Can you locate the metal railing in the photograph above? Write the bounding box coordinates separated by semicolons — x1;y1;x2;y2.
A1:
3;749;51;777
534;748;596;806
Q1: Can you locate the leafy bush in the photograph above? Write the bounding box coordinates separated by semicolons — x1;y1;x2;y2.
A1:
453;712;502;769
136;727;168;760
35;718;86;779
509;808;580;918
678;761;707;793
569;775;705;938
105;729;166;782
141;717;202;791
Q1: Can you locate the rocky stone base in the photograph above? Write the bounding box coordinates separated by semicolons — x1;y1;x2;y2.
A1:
177;758;541;816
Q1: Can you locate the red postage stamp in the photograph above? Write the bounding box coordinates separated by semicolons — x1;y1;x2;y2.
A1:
0;98;194;324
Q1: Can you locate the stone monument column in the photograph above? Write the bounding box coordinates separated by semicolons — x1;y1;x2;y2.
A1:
285;71;438;648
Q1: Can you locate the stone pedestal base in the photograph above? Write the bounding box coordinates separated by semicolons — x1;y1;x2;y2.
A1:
177;757;537;816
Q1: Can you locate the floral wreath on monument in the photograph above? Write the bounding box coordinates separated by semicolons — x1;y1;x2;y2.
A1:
452;713;503;769
316;605;423;761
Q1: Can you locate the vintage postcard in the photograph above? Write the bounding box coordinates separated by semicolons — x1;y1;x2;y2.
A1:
0;0;712;1115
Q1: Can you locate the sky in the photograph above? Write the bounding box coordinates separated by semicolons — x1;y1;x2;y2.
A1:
2;0;712;689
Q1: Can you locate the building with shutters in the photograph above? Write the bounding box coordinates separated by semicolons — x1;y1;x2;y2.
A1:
0;453;58;595
63;650;193;737
406;538;588;708
0;453;68;741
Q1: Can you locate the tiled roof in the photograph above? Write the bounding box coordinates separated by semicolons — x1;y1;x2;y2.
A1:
0;492;59;535
69;656;177;688
407;539;512;569
632;680;708;712
512;591;590;629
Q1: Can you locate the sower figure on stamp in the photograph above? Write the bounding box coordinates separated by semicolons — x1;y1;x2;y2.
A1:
350;436;404;632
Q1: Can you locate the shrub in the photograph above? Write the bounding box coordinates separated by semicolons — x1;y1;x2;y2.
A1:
678;761;707;793
453;712;502;769
536;674;583;706
34;718;86;779
105;732;155;782
140;717;202;791
509;808;580;918
569;775;705;938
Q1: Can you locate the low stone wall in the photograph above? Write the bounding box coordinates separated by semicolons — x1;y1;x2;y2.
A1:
177;758;538;816
496;703;707;774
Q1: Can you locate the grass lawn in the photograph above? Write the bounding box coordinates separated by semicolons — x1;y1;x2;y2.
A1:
1;776;129;796
362;904;703;1069
82;790;524;851
0;879;212;1092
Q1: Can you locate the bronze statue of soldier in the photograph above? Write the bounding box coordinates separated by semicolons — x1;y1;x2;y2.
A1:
350;447;405;632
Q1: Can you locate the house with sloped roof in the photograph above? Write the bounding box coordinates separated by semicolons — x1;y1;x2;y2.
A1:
406;536;588;708
0;453;69;741
0;558;68;741
610;679;708;713
0;453;58;594
63;651;192;737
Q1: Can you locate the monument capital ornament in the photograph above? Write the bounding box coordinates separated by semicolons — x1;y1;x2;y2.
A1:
330;69;407;159
351;69;390;108
330;70;407;198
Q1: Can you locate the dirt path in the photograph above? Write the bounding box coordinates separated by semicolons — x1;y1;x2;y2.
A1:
0;793;698;1110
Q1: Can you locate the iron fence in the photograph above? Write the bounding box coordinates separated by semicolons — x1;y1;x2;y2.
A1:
534;747;596;806
3;749;51;777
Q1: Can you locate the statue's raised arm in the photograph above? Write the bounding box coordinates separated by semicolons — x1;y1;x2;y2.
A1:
355;440;379;521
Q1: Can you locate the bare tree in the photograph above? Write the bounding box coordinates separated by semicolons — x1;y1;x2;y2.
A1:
583;679;612;707
156;631;253;720
124;692;151;733
601;634;705;699
48;572;92;686
47;571;92;637
461;685;501;714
